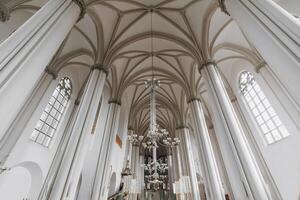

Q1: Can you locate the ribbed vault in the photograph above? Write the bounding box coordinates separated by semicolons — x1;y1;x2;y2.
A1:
7;0;263;152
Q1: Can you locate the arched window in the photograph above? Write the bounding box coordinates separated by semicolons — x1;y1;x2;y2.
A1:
30;77;72;147
239;71;289;144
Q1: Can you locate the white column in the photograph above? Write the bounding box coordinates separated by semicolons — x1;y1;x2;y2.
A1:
0;71;54;163
131;145;139;178
176;129;189;177
201;62;271;200
139;154;145;196
172;146;181;182
167;152;176;200
177;127;201;200
124;129;133;168
0;0;84;140
189;99;225;200
91;102;121;200
225;0;300;108
48;66;107;200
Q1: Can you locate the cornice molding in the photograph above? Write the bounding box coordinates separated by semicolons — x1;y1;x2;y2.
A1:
0;2;10;22
217;0;230;16
72;0;86;22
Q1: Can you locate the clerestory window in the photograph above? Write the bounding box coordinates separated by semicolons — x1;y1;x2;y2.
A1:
239;71;289;144
30;77;72;147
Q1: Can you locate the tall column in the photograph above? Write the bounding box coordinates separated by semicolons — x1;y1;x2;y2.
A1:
91;101;121;200
201;62;271;200
176;129;189;177
124;129;134;168
0;0;85;140
224;0;300;108
139;154;145;197
167;152;176;200
47;66;107;200
176;127;200;200
188;99;225;200
131;145;140;179
0;70;55;164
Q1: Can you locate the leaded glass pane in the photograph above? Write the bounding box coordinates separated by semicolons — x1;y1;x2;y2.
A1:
30;77;72;147
239;71;289;144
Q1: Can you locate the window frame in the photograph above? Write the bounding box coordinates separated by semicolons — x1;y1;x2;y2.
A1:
30;77;72;147
238;71;289;145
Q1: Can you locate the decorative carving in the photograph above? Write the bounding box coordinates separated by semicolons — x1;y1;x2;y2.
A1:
217;0;230;16
0;2;10;22
72;0;86;22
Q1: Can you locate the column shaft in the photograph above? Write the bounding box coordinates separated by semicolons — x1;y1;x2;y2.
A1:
177;128;200;200
0;0;81;140
189;99;225;200
202;63;271;200
91;102;121;200
48;69;106;200
168;154;176;200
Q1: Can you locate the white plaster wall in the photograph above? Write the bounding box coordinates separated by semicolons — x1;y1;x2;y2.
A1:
0;166;31;199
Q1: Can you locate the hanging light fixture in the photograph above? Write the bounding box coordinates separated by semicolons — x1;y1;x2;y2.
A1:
141;8;180;191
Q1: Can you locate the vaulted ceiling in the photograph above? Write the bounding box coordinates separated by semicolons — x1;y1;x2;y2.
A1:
5;0;263;139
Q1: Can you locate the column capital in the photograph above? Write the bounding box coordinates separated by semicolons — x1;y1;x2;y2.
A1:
187;96;201;104
45;66;58;80
91;63;109;75
0;2;10;22
217;0;230;16
72;0;86;22
255;61;267;73
108;99;122;106
198;59;216;72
